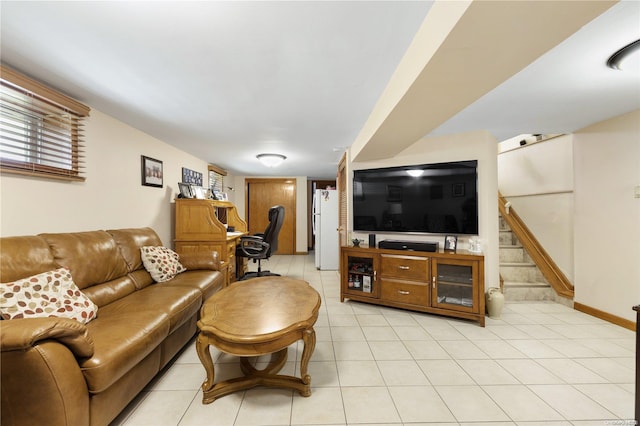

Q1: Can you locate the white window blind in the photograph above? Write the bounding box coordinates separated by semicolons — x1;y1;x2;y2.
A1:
0;66;90;181
208;164;227;193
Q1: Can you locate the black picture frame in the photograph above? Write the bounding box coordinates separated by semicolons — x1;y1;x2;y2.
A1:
178;182;193;198
182;167;203;186
444;235;458;252
141;156;163;188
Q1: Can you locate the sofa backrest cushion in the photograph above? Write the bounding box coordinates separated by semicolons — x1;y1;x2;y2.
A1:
107;228;163;289
0;236;58;283
107;228;162;272
39;231;130;290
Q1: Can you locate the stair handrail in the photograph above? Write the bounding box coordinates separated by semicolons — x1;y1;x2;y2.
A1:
498;192;574;299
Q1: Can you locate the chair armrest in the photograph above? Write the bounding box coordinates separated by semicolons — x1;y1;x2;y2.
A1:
0;317;94;359
238;237;270;259
179;250;221;271
240;235;264;243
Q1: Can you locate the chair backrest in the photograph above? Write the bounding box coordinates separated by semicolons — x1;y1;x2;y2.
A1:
262;205;285;256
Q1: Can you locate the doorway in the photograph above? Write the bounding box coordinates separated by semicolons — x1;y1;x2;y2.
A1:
245;178;296;255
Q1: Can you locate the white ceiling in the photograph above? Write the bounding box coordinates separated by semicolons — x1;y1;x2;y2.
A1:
1;1;639;179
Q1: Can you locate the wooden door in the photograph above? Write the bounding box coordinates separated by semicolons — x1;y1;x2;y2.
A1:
246;179;296;255
337;153;347;246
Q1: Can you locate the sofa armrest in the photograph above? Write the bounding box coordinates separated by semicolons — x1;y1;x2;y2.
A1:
1;317;94;359
179;250;220;272
1;319;91;426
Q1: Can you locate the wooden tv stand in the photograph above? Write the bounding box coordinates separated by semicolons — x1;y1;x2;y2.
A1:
340;246;485;326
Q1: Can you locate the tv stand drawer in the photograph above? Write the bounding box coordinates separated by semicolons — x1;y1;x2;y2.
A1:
380;254;428;281
381;278;429;306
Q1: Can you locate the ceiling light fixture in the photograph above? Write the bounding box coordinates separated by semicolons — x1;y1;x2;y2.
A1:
406;169;424;177
606;38;640;70
256;153;286;168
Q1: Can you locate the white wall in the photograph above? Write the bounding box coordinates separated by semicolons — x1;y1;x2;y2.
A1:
0;109;209;247
230;175;308;254
349;130;500;289
497;134;575;281
573;110;640;322
0;108;310;254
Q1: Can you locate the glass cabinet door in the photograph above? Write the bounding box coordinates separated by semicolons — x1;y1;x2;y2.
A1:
342;249;379;299
431;258;479;313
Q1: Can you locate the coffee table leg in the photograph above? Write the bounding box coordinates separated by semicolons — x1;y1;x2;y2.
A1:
299;327;316;393
196;333;215;392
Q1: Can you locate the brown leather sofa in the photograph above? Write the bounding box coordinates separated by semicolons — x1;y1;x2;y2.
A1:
0;227;225;426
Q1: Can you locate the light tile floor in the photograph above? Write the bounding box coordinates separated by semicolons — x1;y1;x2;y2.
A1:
111;253;636;426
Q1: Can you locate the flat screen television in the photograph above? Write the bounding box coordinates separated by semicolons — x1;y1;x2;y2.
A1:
353;160;478;235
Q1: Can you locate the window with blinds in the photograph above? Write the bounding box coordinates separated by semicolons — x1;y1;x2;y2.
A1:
0;66;90;181
208;164;227;194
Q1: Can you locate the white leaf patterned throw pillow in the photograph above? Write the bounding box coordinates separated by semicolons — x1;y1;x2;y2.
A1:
140;246;186;282
0;267;98;324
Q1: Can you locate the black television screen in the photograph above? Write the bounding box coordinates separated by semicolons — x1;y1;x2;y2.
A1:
353;160;478;235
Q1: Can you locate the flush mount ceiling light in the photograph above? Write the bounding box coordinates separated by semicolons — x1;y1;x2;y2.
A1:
406;169;424;177
607;38;640;70
256;153;286;168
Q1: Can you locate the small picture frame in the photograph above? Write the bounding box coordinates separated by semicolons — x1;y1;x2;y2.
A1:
219;192;228;201
212;190;223;200
444;235;458;252
178;182;193;198
141;155;163;188
191;185;206;199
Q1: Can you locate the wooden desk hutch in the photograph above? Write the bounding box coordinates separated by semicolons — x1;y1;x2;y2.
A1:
174;199;248;285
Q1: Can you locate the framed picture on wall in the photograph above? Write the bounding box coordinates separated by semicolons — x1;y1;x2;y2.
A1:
141;156;163;188
182;167;203;186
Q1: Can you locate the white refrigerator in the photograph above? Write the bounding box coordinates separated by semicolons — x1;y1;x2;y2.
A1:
313;189;339;270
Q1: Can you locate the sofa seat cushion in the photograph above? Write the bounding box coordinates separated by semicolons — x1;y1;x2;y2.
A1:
161;270;224;301
104;284;202;334
81;309;169;393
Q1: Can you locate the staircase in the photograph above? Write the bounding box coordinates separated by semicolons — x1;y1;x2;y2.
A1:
499;215;553;301
498;193;574;305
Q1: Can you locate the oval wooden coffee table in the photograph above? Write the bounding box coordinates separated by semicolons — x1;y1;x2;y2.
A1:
196;276;321;404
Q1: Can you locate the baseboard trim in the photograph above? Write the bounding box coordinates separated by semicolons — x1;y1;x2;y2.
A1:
295;251;308;255
574;302;636;331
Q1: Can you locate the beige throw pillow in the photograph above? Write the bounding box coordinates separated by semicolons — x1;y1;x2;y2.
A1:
140;246;186;282
0;268;98;323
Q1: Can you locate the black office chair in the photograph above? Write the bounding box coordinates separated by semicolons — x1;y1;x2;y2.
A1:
236;205;285;280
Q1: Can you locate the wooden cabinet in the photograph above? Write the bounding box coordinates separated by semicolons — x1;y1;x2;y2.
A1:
342;248;380;299
175;199;248;286
341;246;485;326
